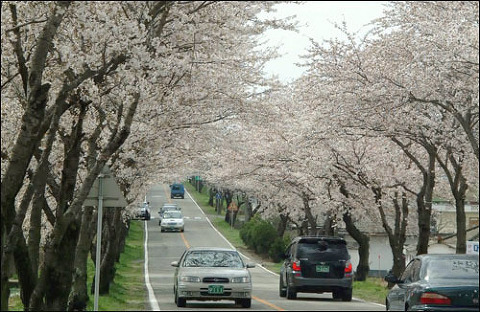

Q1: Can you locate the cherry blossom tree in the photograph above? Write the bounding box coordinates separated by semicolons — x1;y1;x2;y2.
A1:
1;1;292;310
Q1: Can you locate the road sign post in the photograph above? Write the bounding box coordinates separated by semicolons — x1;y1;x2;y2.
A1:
93;174;104;311
86;165;127;311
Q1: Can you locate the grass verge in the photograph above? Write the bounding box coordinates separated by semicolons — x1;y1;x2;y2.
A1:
185;182;389;305
86;219;146;311
8;220;146;311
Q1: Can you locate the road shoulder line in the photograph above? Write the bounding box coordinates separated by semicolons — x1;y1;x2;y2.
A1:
186;189;279;280
144;221;161;311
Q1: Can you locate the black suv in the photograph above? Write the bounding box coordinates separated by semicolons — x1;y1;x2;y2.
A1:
280;236;353;301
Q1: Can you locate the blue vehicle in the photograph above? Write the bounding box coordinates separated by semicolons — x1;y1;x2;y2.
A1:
170;183;185;199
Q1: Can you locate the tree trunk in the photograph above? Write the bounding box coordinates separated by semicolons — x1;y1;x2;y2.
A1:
27;193;44;277
454;172;468;254
43;220;81;311
277;213;289;237
224;190;233;222
392;137;435;256
302;193;317;235
322;215;335;236
1;180;37;310
375;190;408;284
208;188;215;206
68;206;96;311
97;208;116;294
245;200;253;222
343;213;370;281
436;148;469;254
1;3;70;304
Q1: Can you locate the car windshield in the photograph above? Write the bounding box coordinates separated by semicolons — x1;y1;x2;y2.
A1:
164;211;182;219
424;258;479;280
161;206;178;213
183;250;244;268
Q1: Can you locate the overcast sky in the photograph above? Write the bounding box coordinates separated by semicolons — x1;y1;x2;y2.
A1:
259;1;388;82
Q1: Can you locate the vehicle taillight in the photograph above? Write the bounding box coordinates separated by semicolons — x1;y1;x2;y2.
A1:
420;292;451;305
344;260;352;273
292;260;301;271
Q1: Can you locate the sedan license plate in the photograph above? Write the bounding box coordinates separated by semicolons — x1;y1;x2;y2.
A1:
208;285;224;294
316;265;330;273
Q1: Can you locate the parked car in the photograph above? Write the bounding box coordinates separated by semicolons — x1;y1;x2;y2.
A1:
171;183;185;199
384;254;479;311
158;203;180;225
135;202;151;220
160;210;185;232
171;247;255;308
279;236;353;301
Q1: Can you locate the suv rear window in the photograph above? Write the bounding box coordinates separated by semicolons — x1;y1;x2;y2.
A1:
297;239;349;261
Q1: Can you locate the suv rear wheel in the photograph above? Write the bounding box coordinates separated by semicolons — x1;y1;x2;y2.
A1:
332;290;342;300
341;288;352;301
286;283;297;300
279;276;286;297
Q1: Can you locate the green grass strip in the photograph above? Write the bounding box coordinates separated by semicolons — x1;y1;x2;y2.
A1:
86;219;146;311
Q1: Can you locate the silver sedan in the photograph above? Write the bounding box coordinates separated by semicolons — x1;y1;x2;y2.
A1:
171;247;255;308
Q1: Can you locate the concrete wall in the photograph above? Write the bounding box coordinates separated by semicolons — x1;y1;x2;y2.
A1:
344;235;418;276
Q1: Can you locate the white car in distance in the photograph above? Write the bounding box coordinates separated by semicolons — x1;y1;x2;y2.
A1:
160;210;184;232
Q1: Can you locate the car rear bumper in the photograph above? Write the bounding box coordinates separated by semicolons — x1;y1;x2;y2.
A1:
161;225;184;231
289;274;352;292
409;304;480;311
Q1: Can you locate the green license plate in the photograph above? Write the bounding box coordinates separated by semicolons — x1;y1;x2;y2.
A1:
208;285;224;294
316;265;329;273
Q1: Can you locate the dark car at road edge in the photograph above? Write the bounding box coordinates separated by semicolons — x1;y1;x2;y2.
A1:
279;236;353;301
384;253;479;311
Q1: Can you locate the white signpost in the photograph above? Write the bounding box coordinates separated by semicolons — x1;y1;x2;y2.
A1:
85;165;127;311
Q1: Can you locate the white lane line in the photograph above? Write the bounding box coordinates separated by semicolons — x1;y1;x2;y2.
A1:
144;221;161;311
185;189;278;277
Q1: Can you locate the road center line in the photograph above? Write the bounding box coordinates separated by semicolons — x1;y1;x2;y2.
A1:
253;295;285;311
180;232;191;249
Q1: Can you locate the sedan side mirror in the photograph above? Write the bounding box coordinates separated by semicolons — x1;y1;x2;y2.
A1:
171;261;179;267
246;263;256;268
384;272;402;284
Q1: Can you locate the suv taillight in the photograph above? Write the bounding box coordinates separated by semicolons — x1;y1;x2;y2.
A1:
344;260;352;273
292;260;301;271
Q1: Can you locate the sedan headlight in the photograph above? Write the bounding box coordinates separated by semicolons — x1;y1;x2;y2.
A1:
231;276;250;283
180;276;201;283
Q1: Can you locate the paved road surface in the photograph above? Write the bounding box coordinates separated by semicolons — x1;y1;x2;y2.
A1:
143;184;386;311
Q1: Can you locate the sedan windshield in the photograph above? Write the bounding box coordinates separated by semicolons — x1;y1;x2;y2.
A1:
164;211;182;219
183;251;244;268
424;258;479;280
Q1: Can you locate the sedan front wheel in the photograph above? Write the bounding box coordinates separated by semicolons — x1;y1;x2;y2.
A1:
241;298;251;308
175;289;186;307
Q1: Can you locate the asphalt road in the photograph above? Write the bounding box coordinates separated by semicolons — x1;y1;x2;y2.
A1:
143;184;385;311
